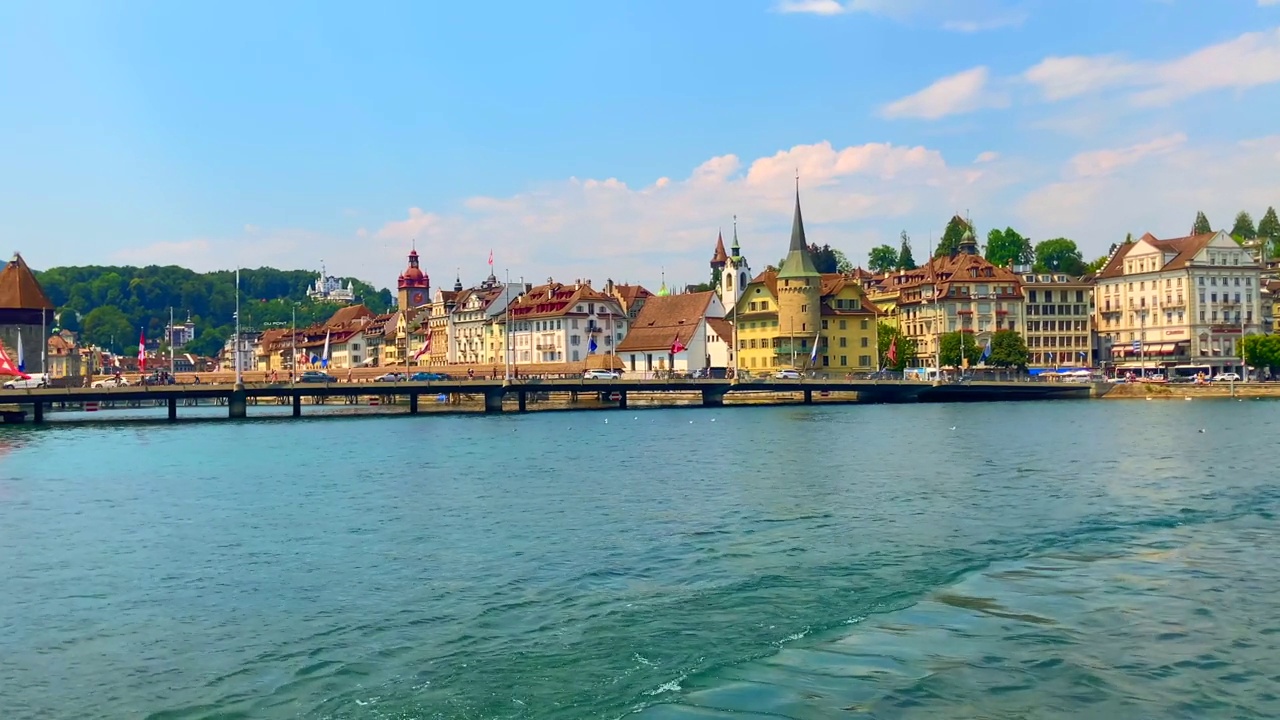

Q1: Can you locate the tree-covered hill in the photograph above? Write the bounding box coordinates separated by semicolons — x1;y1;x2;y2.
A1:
34;265;393;357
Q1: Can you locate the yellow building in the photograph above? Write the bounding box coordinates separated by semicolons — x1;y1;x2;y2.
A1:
734;190;879;374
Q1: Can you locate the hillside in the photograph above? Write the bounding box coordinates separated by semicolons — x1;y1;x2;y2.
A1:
35;265;393;357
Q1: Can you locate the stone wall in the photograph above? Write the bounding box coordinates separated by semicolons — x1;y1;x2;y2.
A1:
0;324;47;375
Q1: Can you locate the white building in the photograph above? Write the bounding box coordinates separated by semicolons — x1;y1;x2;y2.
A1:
1096;230;1264;375
307;269;356;304
617;290;731;377
506;279;628;365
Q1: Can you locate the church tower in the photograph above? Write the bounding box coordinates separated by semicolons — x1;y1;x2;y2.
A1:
397;245;430;312
775;184;821;359
719;216;752;312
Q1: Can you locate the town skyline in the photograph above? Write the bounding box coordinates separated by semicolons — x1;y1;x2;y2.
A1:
2;1;1278;291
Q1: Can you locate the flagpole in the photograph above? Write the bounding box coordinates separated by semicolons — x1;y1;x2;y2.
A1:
41;307;46;375
291;303;296;383
505;268;511;381
169;306;175;379
234;267;242;386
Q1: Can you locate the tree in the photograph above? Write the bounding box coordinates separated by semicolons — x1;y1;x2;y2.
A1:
808;244;839;274
868;245;898;273
1193;211;1212;235
984;227;1034;267
897;231;917;270
935;216;969;257
878;322;917;370
1032;238;1087;275
1085;255;1110;273
831;248;855;274
985;329;1030;369
1231;211;1257;240
56;310;81;333
81;306;133;352
1258;206;1280;257
938;331;980;368
1243;334;1280;377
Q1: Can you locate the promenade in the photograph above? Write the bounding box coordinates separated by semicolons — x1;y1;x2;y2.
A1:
0;376;1099;424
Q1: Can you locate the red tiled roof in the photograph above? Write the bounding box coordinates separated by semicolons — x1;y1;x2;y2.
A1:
0;253;54;311
706;317;734;342
1095;232;1217;279
711;232;728;264
508;282;620;320
325;304;375;326
617;291;716;352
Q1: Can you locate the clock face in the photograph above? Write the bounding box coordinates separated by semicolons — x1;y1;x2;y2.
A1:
412;291;424;305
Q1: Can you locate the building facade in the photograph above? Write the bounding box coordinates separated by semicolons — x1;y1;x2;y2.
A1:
0;253;54;376
1018;271;1095;368
616;291;729;376
506;280;628;366
1095;231;1263;375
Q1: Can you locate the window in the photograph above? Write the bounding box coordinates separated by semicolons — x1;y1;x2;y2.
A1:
801;304;808;313
860;337;869;347
860;319;868;330
822;320;829;329
840;320;847;330
572;318;579;329
859;354;871;366
840;355;848;366
840;337;848;347
572;351;579;361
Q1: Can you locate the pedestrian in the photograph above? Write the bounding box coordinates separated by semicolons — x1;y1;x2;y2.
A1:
347;368;353;383
467;367;475;380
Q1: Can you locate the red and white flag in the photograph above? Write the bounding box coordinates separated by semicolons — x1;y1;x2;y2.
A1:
670;334;686;355
887;336;898;364
138;330;146;372
414;330;432;360
0;341;30;379
488;249;494;267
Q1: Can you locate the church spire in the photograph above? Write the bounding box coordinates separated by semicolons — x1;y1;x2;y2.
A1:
731;215;740;257
777;177;818;279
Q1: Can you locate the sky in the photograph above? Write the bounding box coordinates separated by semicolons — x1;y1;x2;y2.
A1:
2;0;1279;293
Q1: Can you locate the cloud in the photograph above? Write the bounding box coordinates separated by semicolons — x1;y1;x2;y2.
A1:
880;67;1007;119
1067;133;1187;177
1017;134;1280;248
1023;28;1280;106
774;0;1027;31
364;140;999;288
974;151;1000;163
1263;0;1279;6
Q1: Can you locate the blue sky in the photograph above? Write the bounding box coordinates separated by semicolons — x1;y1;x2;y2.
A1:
2;0;1279;291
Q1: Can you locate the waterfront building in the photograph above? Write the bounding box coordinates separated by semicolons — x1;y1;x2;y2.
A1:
165;314;196;347
716;220;754;318
425;281;461;367
603;280;653;321
396;247;431;313
1018;271;1095;368
45;332;81;379
616;291;731;376
306;266;356;304
1095;230;1263;375
733;190;879;373
0;253;54;376
506;279;628;365
864;225;1025;367
448;274;525;365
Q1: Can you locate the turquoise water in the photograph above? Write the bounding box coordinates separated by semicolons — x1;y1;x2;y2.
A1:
1;401;1277;719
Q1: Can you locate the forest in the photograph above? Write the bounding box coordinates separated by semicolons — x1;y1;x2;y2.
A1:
34;265;393;358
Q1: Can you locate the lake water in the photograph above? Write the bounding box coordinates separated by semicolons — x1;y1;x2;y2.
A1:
1;400;1277;719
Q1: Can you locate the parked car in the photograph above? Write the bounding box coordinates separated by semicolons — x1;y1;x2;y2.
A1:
409;371;450;381
142;371;176;385
3;373;48;390
583;369;620;380
1213;372;1241;382
297;370;337;383
774;369;802;380
91;376;131;388
374;372;404;382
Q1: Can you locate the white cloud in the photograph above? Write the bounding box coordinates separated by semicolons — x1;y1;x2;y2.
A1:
774;0;1026;31
1023;28;1280;106
1017;134;1280;249
1262;0;1279;6
880;67;1007;119
974;151;1000;163
1067;133;1187;177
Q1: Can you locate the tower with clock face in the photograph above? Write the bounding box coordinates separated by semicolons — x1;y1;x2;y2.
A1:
397;246;430;312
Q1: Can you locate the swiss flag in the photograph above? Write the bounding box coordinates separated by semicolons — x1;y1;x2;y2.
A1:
887;336;897;364
670;334;686;355
138;330;147;373
0;341;30;379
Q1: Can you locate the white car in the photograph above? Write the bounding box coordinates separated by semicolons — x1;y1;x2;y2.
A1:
1213;373;1241;382
583;369;620;380
2;373;47;390
774;369;803;380
373;372;404;382
91;376;131;388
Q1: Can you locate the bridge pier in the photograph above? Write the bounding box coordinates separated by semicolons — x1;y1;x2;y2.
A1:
167;397;177;421
570;390;579;403
803;389;813;404
701;387;726;407
292;394;302;417
618;390;627;409
31;401;43;424
229;385;247;419
409;393;419;415
518;390;527;412
484;388;505;414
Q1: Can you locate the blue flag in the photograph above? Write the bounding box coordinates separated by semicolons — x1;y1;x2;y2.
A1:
588;336;598;354
980;339;991;363
809;331;820;364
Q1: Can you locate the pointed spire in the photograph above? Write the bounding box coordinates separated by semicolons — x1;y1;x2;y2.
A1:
731;215;740;254
778;179;819;279
711;229;728;266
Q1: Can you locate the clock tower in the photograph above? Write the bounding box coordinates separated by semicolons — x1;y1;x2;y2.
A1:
397;246;430;312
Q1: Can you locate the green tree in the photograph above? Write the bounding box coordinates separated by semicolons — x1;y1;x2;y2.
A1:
939;331;980;368
985;329;1030;369
808;244;841;274
935;216;970;257
1193;211;1212;234
868;245;898;273
1243;334;1280;377
897;231;917;270
1085;255;1110;273
81;306;133;352
1032;238;1087;275
1258;206;1280;257
984;227;1034;267
1231;211;1257;240
877;322;917;370
56;310;81;333
831;248;854;274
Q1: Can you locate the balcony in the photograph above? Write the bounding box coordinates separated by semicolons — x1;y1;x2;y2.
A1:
536;343;557;351
1164;296;1185;308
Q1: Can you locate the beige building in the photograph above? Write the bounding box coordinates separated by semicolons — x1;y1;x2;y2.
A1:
1019;272;1094;368
507;279;628;365
1095;230;1263;375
